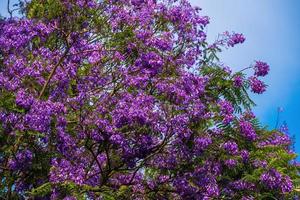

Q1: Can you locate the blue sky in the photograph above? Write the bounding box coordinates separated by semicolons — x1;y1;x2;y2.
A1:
1;1;300;154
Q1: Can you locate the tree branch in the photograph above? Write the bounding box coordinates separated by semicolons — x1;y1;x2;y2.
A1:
7;0;13;18
38;48;70;99
0;165;9;171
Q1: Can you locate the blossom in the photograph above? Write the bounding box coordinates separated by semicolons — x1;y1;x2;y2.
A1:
260;169;293;193
240;150;250;162
249;76;267;94
15;89;34;109
230;180;255;191
233;75;243;87
219;100;234;114
8;149;33;170
223;141;239;155
254;61;270;77
258;132;291;147
239;120;257;141
194;136;212;152
280;176;293;193
224;31;246;47
218;100;234;124
224;159;238;168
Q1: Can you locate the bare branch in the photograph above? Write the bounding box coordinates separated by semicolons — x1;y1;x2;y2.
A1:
7;0;13;18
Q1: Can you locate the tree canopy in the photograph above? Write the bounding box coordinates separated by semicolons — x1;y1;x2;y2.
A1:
0;0;299;199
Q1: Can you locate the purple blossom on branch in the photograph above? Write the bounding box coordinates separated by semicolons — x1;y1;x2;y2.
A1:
224;31;246;47
249;76;267;94
254;61;270;77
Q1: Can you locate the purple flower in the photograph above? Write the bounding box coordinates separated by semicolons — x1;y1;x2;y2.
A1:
218;100;234;114
16;89;34;109
223;141;239;155
110;134;125;145
240;150;250;162
135;52;163;74
194;136;212;152
230;180;255;190
254;61;270;77
233;75;243;87
224;159;238;168
281;175;293;193
258;132;291;147
249;76;267;94
205;182;220;197
8;149;33;170
260;169;282;189
239;120;257;141
222;114;234;124
218;100;234;124
260;169;293;193
222;66;232;75
225;32;246;47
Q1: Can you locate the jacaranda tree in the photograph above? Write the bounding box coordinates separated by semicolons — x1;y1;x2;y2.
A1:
0;0;299;199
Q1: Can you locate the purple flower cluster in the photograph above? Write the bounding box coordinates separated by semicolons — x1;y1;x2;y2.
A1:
8;149;33;170
233;75;244;87
194;136;213;153
224;159;238;168
218;100;234;124
135;52;164;75
260;169;293;193
50;158;86;185
223;141;239;155
239;120;257;141
224;31;246;47
240;149;250;162
258;132;291;147
254;61;270;77
249;76;267;94
230;180;255;191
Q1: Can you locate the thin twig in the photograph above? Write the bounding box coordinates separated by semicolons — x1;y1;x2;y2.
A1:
275;107;282;129
7;0;13;18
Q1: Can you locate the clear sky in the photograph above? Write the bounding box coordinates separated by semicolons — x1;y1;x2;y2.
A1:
1;1;300;154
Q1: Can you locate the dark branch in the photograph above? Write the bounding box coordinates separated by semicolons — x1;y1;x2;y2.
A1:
7;0;13;18
38;48;70;99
